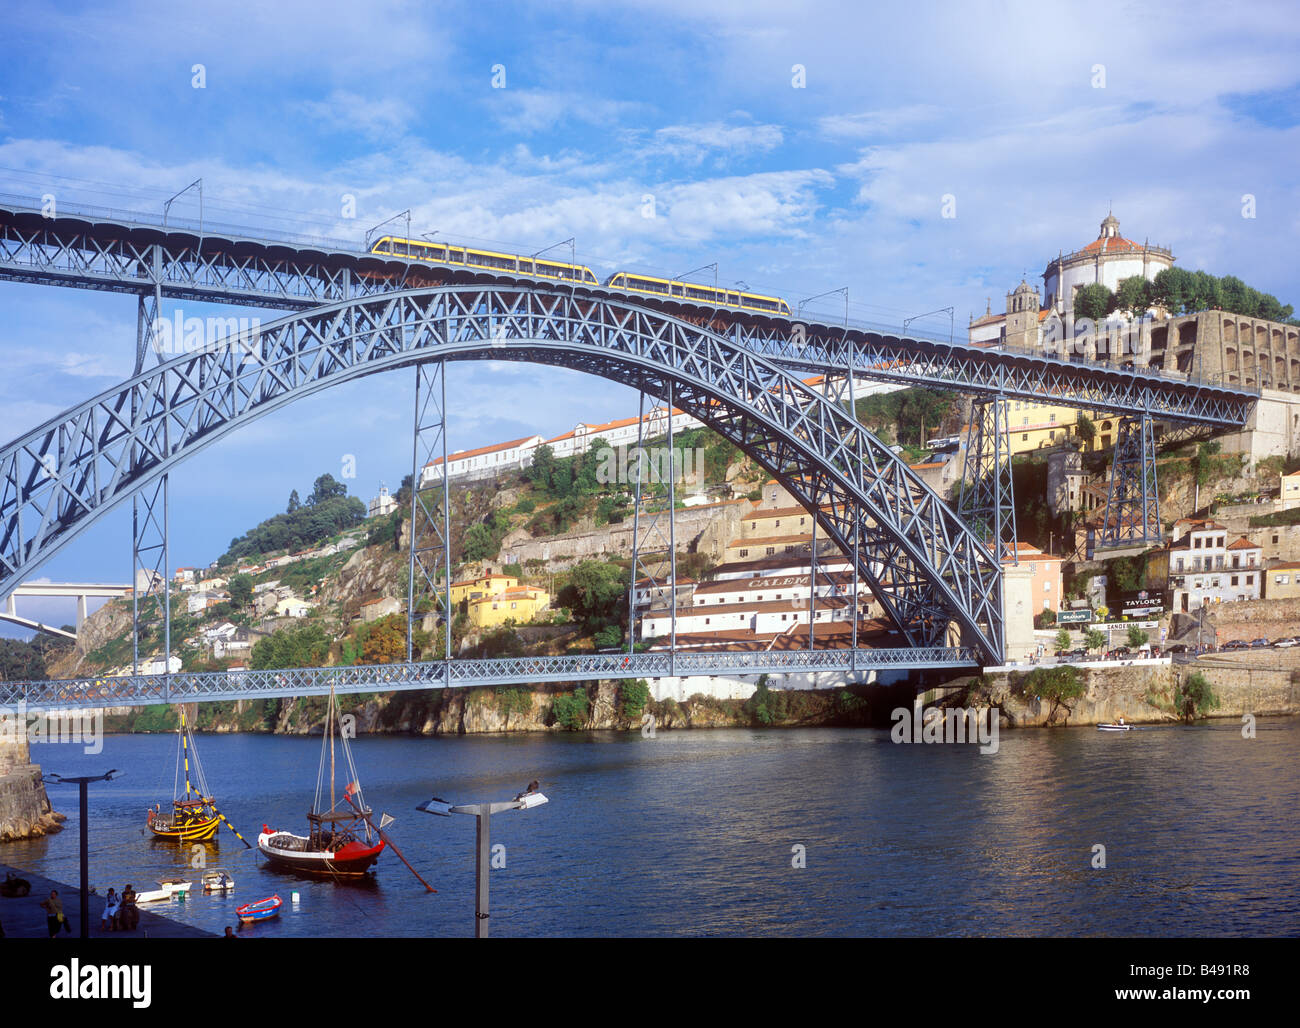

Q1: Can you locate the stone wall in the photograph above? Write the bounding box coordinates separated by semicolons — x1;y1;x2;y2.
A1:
979;660;1300;727
0;734;63;843
500;501;744;568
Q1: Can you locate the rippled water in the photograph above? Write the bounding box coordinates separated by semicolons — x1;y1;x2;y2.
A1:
7;717;1298;937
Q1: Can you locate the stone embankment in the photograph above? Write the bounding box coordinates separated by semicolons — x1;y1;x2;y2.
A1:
0;736;63;842
970;653;1300;727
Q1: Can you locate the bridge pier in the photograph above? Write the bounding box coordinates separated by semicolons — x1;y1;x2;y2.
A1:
1098;414;1162;549
131;475;170;675
407;361;453;674
958;395;1017;560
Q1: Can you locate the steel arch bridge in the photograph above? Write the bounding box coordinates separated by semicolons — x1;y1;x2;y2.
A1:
0;285;1004;663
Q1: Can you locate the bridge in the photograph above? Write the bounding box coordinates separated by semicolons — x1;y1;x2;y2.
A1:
0;646;978;713
0;192;1261;707
0;582;132;639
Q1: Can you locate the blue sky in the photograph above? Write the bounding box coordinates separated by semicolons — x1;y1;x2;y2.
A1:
1;0;1298;632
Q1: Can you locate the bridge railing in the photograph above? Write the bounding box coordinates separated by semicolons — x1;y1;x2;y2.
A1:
0;648;981;711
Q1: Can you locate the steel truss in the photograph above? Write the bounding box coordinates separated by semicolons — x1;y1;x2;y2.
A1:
958;397;1017;558
1099;415;1162;547
0;286;1006;661
407;362;453;667
0;202;1256;425
0;646;981;713
131;475;169;674
626;390;680;663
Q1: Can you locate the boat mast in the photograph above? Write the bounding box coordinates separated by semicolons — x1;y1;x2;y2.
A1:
181;706;194;799
329;689;336;815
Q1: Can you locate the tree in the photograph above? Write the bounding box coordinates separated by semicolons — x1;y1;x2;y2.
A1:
527;444;559;494
228;574;253;609
1023;665;1086;723
1074;283;1115;324
558;560;627;630
360;613;407;664
308;473;347;506
1114;275;1152;317
287;489;301;514
1085;628;1107;653
619;680;650;721
1177;671;1219;722
1075;414;1096;445
1151;267;1194;314
250;622;331;669
1055;627;1071;651
552;687;589;730
496;687;533;730
1126;626;1149;650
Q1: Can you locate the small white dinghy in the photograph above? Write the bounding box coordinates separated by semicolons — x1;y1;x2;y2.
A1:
1098;718;1134;732
135;878;193;903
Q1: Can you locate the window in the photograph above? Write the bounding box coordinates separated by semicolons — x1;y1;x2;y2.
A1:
1231;575;1239;586
739;549;749;557
1022;434;1029;441
766;547;776;556
1246;575;1254;586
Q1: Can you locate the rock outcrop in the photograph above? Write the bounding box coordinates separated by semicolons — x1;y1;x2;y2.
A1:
0;733;64;842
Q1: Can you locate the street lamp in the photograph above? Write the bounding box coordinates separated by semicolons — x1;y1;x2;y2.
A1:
42;770;121;939
417;787;548;938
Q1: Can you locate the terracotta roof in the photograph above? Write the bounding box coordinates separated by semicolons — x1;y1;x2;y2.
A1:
1227;536;1261;551
426;435;542;467
909;462;945;470
1268;561;1300;570
1078;235;1146;255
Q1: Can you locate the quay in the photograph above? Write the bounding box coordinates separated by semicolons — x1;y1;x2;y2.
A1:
0;862;215;939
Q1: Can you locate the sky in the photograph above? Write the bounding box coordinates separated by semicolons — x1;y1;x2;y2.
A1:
1;0;1298;633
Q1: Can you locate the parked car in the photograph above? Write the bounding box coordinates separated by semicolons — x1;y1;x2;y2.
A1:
1223;639;1248;650
1250;637;1270;649
1166;643;1189;654
1273;638;1297;649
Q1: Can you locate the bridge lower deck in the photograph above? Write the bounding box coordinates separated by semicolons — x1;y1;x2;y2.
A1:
0;648;977;711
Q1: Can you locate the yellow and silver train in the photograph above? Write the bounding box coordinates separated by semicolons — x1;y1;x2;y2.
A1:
369;236;791;317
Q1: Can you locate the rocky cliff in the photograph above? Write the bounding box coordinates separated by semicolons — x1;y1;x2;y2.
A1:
0;734;64;843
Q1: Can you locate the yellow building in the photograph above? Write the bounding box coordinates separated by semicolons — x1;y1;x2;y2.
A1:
469;585;551;627
450;572;517;606
1265;561;1300;599
1281;471;1300;509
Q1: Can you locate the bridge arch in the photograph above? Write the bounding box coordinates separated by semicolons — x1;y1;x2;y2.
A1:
0;286;1004;661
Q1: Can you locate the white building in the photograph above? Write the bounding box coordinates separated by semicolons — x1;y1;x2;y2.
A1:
368;484;398;519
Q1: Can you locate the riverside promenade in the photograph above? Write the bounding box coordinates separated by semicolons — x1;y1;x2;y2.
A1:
0;862;215;938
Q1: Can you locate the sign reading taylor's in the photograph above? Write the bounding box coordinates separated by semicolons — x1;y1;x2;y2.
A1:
1120;589;1166;615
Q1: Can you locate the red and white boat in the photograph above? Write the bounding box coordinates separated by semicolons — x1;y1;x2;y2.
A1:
257;688;386;879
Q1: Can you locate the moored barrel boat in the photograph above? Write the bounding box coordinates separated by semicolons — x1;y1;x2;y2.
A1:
257;815;386;877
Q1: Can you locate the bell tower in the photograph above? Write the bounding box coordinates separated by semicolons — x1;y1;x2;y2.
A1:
1004;279;1040;349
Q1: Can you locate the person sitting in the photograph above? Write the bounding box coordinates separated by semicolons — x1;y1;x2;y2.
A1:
119;884;139;931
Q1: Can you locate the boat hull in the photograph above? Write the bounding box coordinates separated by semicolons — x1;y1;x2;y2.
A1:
236;895;281;924
147;813;220;842
257;831;385;877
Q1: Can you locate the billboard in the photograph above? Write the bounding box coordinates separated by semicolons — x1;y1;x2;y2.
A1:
1120;589;1166;616
1057;609;1092;624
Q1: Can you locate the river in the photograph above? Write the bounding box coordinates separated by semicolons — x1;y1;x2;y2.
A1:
6;717;1298;937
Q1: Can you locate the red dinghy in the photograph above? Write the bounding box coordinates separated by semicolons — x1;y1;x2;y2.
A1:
257;687;386;879
236;894;281;924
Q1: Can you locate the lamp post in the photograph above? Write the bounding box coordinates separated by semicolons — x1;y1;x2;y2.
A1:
42;770;120;939
417;789;548;938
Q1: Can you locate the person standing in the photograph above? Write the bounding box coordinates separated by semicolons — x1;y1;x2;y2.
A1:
40;890;70;937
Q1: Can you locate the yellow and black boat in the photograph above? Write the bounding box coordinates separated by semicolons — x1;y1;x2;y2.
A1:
147;707;250;848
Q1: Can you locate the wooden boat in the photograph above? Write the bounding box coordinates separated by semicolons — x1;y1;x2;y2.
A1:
236;894;281;924
147;707;250;848
135;879;192;903
1098;721;1134;731
202;869;235;893
257;688;386;878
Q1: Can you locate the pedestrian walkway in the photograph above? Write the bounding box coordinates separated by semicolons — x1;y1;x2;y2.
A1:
0;862;214;938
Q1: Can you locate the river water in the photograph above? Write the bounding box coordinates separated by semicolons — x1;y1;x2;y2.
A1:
6;718;1298;937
